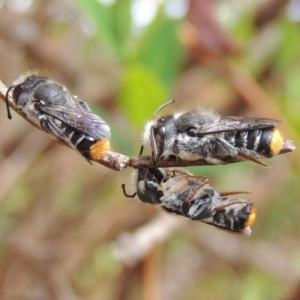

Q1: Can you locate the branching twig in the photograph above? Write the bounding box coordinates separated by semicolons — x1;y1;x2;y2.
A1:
0;79;296;172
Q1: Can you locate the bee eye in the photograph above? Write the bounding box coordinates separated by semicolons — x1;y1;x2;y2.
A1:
186;127;197;137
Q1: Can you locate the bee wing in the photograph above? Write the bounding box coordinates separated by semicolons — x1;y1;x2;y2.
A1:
40;105;111;140
187;116;282;135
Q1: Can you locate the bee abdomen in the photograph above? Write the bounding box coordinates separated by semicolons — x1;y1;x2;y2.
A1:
256;128;283;157
232;203;256;231
69;130;86;146
212;202;256;232
75;138;110;160
228;128;283;157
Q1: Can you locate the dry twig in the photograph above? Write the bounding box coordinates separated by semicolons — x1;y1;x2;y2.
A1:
0;79;295;172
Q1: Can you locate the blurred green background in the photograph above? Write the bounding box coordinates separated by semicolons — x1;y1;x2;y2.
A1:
0;0;299;299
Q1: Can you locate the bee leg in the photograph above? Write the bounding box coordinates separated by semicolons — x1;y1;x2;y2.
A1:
181;178;211;216
121;184;136;198
150;126;160;163
238;153;271;168
41;116;68;138
214;138;238;156
182;172;211;182
220;191;253;196
40;116;53;134
40;117;70;147
165;169;211;182
186;199;214;220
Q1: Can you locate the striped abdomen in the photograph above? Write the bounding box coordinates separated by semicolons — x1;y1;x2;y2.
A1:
225;127;283;157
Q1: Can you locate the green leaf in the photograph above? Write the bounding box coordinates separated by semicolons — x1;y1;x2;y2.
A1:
74;0;124;59
112;0;132;58
133;13;184;87
117;64;168;128
275;18;300;68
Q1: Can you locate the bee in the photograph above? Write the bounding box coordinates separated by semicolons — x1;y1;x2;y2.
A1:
6;73;111;163
122;166;256;235
142;100;295;167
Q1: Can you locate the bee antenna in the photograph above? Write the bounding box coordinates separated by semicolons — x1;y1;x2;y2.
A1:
121;184;136;198
155;99;175;116
5;86;15;120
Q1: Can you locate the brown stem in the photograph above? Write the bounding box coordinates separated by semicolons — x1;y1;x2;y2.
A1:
0;79;296;171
